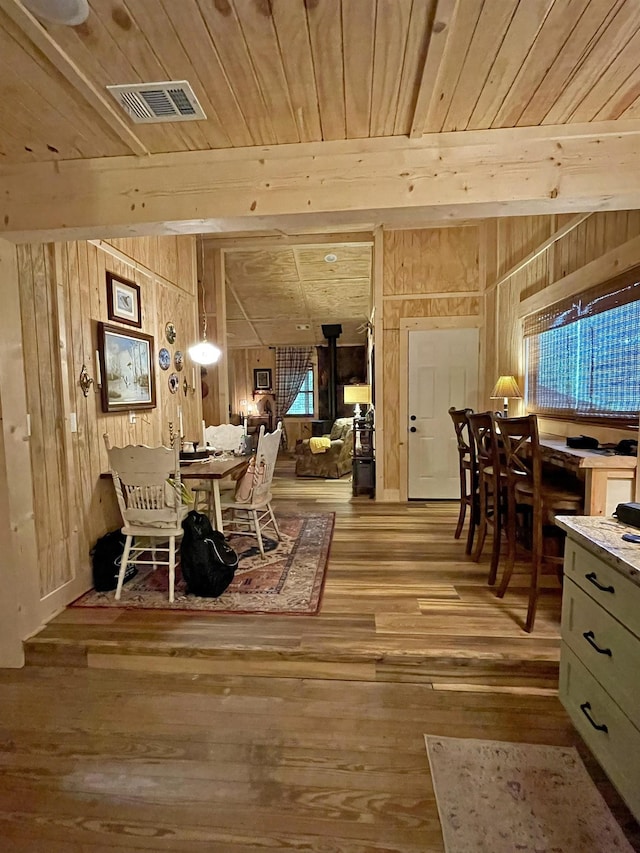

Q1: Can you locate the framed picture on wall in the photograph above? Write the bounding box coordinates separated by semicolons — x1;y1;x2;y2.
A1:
98;322;156;412
106;272;141;327
254;368;272;392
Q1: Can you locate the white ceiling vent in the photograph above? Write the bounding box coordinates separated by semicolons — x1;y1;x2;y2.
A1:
106;81;206;123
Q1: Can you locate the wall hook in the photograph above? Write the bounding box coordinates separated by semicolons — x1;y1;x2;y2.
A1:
79;364;94;397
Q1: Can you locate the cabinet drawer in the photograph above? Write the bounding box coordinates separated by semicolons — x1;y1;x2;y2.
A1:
564;540;640;638
560;644;640;822
562;578;640;729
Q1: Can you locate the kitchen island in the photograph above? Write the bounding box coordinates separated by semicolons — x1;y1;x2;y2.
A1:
555;514;640;822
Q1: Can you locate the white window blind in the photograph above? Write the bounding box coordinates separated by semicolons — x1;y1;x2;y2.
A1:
524;266;640;422
286;367;314;416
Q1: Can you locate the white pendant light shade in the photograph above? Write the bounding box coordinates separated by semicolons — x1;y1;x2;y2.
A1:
192;239;222;366
22;0;90;25
188;340;221;366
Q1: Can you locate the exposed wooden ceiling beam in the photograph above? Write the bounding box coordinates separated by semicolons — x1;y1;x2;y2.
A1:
225;279;263;347
410;0;459;139
206;232;375;250
0;0;149;157
3;121;640;241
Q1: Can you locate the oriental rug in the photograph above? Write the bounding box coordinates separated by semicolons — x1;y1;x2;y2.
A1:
424;735;633;853
72;512;333;615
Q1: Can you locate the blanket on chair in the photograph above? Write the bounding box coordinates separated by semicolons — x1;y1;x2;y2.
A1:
309;436;331;454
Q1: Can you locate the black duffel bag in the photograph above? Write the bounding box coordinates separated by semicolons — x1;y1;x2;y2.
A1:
91;530;138;592
181;510;238;597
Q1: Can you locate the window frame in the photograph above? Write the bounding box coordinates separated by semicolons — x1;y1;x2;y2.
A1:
284;363;316;418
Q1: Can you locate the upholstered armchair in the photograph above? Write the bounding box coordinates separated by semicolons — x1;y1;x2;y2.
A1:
295;418;353;479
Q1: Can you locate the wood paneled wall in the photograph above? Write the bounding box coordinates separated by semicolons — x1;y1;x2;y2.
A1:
199;245;229;427
14;235;200;622
378;212;640;501
485;210;640;442
228;347;276;418
227;347;314;450
0;239;40;666
379;227;482;499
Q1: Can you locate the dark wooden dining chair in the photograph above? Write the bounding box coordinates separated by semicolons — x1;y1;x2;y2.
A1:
496;414;583;633
448;407;477;554
467;412;506;585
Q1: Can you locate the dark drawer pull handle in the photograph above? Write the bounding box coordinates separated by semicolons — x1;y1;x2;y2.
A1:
585;572;615;594
580;702;608;733
583;630;612;657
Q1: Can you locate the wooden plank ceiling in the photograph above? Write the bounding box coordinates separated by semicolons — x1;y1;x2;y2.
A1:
224;242;372;347
1;0;640;164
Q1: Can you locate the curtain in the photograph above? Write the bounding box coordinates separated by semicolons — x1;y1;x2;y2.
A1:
275;347;313;423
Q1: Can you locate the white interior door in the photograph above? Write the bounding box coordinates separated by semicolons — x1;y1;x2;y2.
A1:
407;328;479;499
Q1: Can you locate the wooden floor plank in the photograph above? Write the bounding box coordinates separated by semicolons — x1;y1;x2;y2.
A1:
4;458;638;851
25;457;565;686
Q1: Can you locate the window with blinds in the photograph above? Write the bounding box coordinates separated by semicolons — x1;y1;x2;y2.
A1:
286;366;314;416
524;265;640;423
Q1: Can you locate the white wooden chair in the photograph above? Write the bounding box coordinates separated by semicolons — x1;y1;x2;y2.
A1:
194;423;248;518
205;423;245;452
220;422;282;559
104;435;189;602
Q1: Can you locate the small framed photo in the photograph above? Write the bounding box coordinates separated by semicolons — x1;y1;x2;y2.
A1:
254;368;272;392
106;272;141;328
98;322;156;412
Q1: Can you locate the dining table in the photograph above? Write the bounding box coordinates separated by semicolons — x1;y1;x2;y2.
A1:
180;455;250;531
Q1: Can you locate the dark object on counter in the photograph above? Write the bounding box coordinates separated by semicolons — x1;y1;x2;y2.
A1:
613;502;640;529
615;438;638;456
566;435;599;449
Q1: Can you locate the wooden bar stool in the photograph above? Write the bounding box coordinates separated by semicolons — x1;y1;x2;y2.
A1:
497;414;583;633
448;407;477;554
467;412;506;585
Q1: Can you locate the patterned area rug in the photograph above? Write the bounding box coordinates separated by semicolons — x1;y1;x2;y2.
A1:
425;735;633;853
72;512;334;615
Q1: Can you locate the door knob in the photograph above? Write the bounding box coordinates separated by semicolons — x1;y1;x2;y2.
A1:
410;426;417;433
410;415;416;421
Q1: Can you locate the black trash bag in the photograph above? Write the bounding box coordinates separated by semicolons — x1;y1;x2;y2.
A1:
91;530;138;592
181;510;238;598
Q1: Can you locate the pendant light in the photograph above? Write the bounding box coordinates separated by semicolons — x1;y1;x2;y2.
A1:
189;338;221;366
189;241;222;366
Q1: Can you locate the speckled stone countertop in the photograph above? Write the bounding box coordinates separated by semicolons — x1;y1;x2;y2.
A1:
556;515;640;588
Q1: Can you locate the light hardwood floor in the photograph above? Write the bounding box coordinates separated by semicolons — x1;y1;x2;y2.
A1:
1;458;638;851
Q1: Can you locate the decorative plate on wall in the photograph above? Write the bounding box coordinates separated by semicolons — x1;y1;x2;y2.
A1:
174;350;184;371
158;347;171;371
165;322;177;344
168;372;179;394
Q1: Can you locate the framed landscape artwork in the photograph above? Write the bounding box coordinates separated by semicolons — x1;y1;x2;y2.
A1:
106;272;141;327
254;368;272;392
98;322;156;412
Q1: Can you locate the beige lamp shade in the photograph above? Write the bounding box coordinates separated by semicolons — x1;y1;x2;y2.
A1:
343;384;372;405
490;375;522;418
490;375;522;400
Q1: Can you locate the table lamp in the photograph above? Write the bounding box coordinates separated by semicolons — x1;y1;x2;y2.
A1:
344;384;371;421
490;375;522;418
